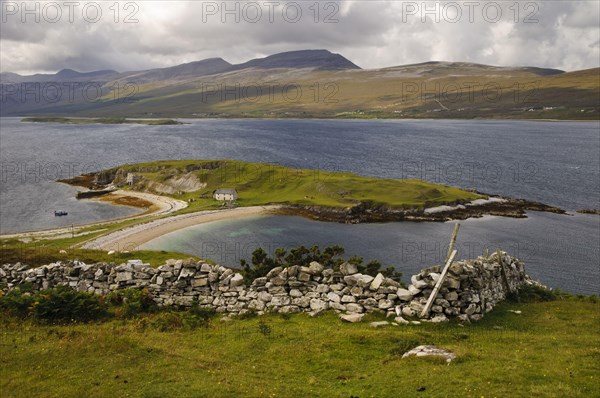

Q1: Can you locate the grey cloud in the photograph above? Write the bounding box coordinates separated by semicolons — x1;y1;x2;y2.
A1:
0;0;598;74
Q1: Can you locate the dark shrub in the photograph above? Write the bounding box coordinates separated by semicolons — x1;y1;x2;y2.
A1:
0;287;36;318
106;288;157;318
508;284;559;303
0;286;107;323
240;245;403;284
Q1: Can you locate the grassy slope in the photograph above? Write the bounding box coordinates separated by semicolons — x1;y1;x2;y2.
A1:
72;65;600;120
0;243;199;268
114;159;482;212
1;298;598;397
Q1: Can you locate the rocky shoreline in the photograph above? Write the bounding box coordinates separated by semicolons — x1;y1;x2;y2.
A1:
577;209;600;215
57;173;104;190
279;196;565;224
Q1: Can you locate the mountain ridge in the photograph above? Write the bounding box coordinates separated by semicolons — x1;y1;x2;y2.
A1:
0;49;360;83
0;49;597;120
1;50;570;83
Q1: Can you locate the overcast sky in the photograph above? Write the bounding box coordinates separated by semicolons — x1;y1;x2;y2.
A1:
1;0;599;74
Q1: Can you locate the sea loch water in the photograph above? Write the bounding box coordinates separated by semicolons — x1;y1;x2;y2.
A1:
1;117;598;293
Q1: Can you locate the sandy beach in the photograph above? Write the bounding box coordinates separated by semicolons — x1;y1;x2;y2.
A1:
0;190;188;240
80;205;281;252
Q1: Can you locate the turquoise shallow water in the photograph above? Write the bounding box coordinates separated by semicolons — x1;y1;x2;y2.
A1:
141;212;600;295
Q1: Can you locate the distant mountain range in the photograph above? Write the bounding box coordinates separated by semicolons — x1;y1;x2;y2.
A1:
1;50;360;84
1;49;598;120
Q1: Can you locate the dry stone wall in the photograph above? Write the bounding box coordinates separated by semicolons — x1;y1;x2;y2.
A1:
0;251;536;322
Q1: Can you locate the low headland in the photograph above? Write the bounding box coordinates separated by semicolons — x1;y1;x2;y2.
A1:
21;117;183;125
65;159;565;224
577;209;600;215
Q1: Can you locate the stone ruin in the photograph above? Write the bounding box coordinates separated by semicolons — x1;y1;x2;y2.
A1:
0;251;539;323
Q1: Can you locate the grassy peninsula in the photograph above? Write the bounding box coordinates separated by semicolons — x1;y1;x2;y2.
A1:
21;117;183;125
92;159;483;212
81;160;562;226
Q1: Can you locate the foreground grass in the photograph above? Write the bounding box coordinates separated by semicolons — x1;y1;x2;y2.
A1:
21;117;182;125
1;298;598;397
0;238;200;267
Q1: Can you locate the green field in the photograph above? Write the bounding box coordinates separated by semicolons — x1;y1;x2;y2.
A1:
0;297;598;397
108;159;483;213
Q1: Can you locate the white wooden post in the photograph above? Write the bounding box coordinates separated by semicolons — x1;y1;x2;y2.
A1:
420;249;457;318
445;223;460;262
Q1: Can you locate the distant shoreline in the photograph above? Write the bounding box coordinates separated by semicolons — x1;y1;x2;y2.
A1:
21;117;183;125
5;115;599;123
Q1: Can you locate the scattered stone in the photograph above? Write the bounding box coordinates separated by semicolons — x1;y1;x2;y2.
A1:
270;275;286;286
457;314;470;324
266;267;283;279
327;291;341;303
297;272;311;282
378;299;394;310
339;262;358;276
341;295;356;303
308;261;324;275
444;291;458;301
402;345;456;363
340;313;365;323
370;273;385;291
464;303;477;315
369;321;390;328
345;303;364;313
309;298;328;312
408;285;421;295
402;307;416;317
430;314;448;323
397;288;413;301
192;278;208;287
444;276;461;289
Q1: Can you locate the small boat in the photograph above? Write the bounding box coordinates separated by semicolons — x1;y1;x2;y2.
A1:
54;210;68;216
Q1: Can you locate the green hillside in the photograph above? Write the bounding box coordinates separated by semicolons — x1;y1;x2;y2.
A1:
7;63;599;120
102;159;482;212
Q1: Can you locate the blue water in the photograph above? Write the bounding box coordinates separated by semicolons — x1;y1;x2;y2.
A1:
1;117;598;293
141;212;599;295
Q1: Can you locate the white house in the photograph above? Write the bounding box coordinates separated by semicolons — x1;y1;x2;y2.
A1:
213;188;238;201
